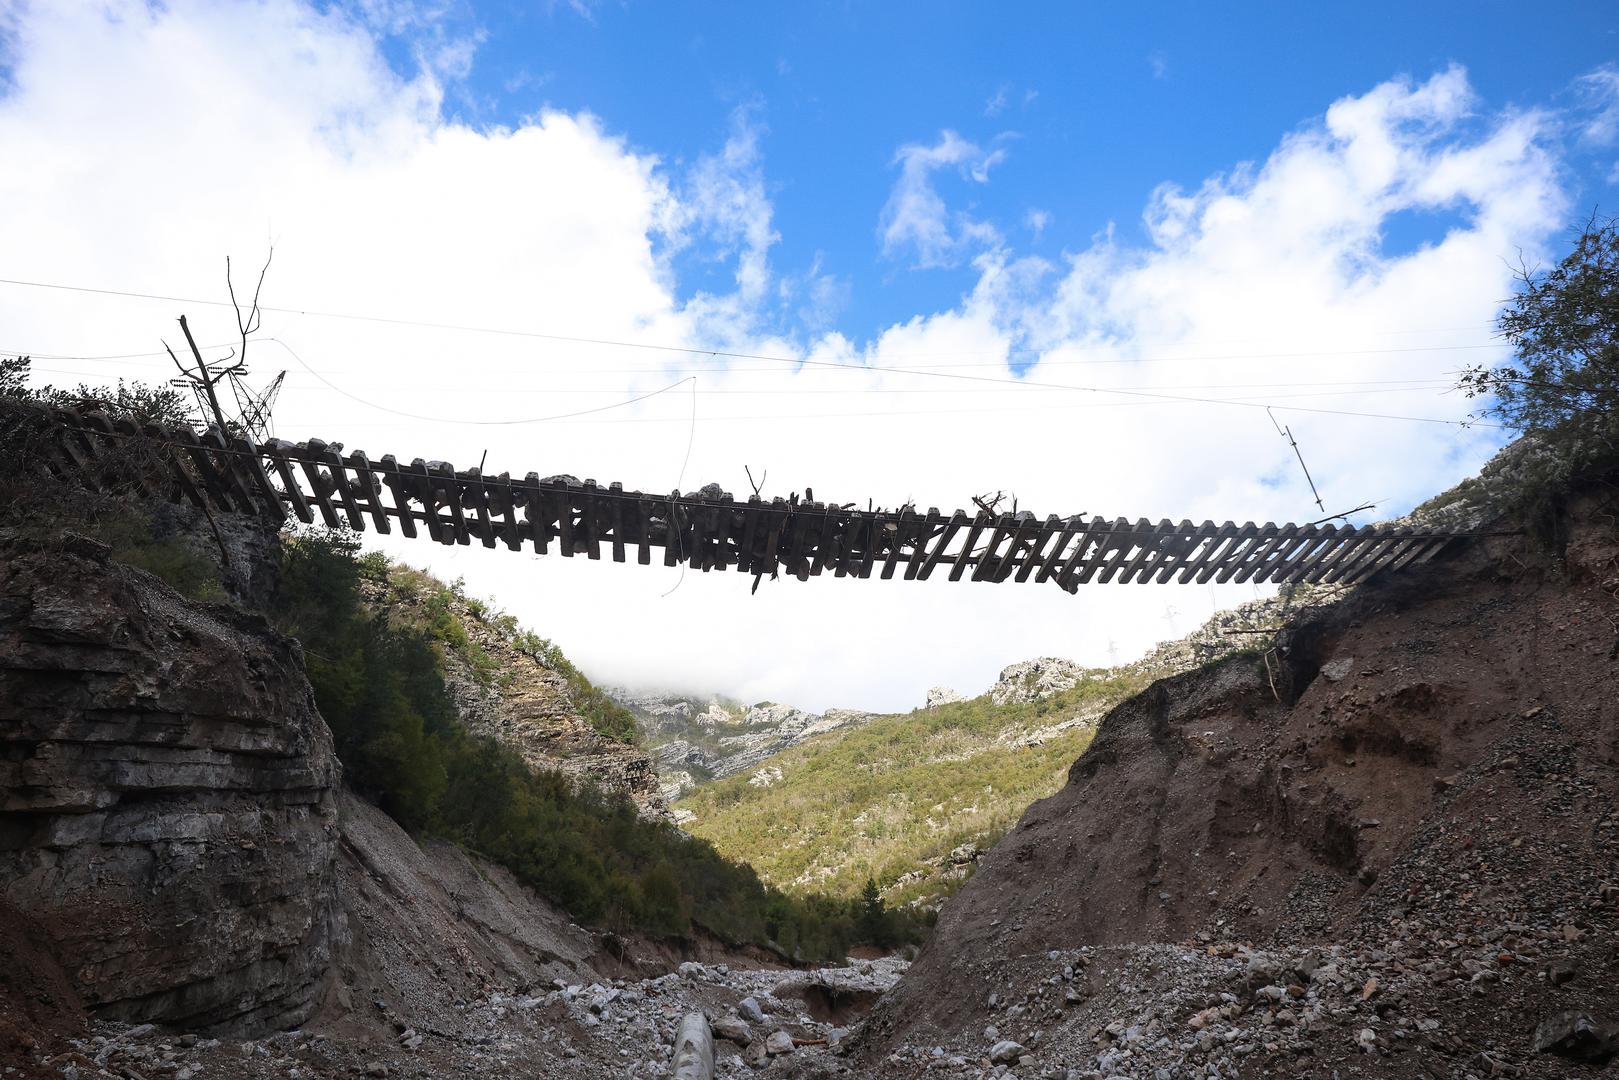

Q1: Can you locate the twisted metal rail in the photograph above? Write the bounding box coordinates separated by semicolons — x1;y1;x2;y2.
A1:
11;403;1470;590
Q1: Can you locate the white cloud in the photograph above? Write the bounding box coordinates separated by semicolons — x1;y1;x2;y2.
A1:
879;131;1008;268
984;85;1008;117
1577;64;1619;146
0;6;1578;713
1148;51;1168;80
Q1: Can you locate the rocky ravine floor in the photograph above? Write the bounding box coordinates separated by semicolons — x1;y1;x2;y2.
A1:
45;958;909;1080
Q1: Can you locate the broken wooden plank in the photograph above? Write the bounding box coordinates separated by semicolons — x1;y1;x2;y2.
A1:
580;480;601;560
1036;515;1088;585
917;510;966;581
949;514;990;582
1150;520;1212;584
343;450;393;535
903;509;942;581
1096;519;1150;583
1013;515;1063;583
1194;522;1259;584
1116;519;1171;584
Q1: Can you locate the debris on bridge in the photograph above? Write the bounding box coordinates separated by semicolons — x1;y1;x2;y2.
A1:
9;402;1468;590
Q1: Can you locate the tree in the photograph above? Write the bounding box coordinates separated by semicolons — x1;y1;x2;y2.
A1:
857;877;890;948
1460;214;1619;439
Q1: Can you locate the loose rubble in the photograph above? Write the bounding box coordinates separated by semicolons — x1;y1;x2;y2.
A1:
45;958;908;1080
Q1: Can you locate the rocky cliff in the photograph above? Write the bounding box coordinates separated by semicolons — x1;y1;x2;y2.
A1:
0;532;340;1035
857;492;1619;1078
364;573;669;820
613;691;872;801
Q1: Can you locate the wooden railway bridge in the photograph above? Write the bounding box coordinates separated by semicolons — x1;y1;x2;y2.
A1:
11;403;1474;590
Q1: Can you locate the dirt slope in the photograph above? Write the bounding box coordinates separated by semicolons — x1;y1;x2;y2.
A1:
858;493;1619;1077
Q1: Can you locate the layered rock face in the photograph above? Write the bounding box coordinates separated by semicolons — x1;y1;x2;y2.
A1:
0;534;339;1034
613;691;872;799
364;577;670;821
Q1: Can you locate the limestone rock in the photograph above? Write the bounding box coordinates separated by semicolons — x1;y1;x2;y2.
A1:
988;658;1089;705
989;1039;1027;1063
0;534;339;1034
611;692;874;787
712;1014;751;1044
925;686;963;709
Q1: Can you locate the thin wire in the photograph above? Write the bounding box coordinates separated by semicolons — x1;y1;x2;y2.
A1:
264;338;1498;428
660;377;698;598
0;275;1496;359
268;338;695;425
0;335;1504;371
0;278;1505;426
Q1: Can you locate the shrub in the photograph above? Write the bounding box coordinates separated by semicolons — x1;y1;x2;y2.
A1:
270;530;913;959
1457;214;1619;535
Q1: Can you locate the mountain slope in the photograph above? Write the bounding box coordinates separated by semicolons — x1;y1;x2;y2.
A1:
854;487;1619;1078
678;672;1146;907
673;583;1350;909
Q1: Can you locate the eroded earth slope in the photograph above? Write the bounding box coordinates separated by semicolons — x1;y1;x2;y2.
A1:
853;494;1619;1078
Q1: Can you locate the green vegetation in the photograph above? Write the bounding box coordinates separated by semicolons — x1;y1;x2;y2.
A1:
367;560;639;743
680;674;1147;908
1453;214;1619;534
0;358;226;602
270;529;924;959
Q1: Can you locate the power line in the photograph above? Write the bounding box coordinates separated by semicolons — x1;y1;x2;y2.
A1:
17;361;1461;396
0;275;1498;362
275;336;696;425
0;275;1506;428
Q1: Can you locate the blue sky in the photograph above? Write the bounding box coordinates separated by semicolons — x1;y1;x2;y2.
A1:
1;1;1616;707
350;1;1619;342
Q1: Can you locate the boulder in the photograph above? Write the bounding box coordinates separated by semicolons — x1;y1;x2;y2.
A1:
988;658;1087;705
711;1015;750;1044
1533;1011;1618;1063
989;1039;1027;1063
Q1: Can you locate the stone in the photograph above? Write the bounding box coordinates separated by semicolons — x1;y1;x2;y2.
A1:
989;658;1088;705
926;686;964;709
1547;959;1578;986
1532;1011;1618;1063
764;1030;794;1056
712;1015;751;1044
737;997;767;1024
1320;657;1354;682
989;1040;1028;1064
743;1040;768;1069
